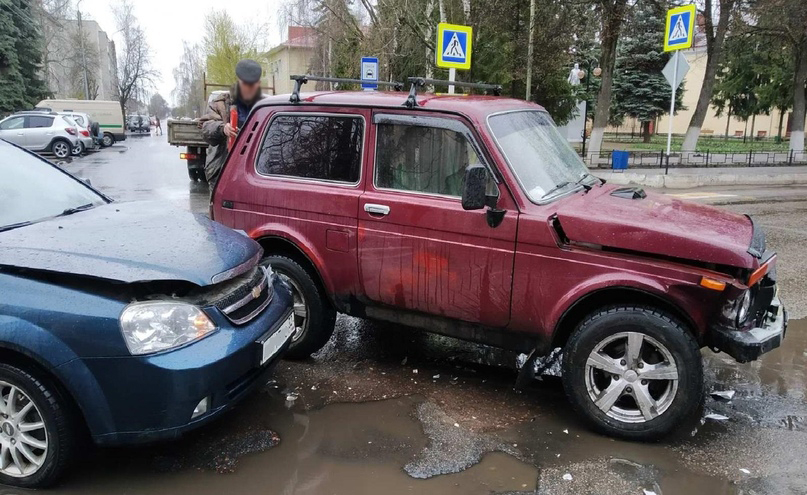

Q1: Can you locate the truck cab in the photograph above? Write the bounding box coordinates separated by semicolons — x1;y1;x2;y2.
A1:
211;81;786;440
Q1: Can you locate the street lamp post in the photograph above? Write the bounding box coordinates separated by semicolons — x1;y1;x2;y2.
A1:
578;60;601;160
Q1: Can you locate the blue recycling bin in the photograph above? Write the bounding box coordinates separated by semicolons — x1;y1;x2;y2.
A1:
612;150;629;171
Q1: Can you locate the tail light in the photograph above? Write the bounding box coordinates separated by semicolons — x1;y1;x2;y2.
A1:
80;129;90;137
180;153;199;160
65;128;77;135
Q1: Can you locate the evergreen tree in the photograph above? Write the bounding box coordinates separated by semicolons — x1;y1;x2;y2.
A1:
610;2;684;142
0;0;49;115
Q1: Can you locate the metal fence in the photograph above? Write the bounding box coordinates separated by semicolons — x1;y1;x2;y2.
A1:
581;150;807;170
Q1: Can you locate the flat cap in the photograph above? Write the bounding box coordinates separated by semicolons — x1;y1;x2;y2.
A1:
235;59;262;84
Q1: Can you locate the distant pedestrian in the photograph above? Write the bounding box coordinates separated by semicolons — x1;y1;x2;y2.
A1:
199;59;263;191
155;116;162;136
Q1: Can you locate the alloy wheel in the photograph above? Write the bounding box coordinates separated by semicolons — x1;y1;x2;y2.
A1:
52;142;69;159
0;381;48;478
275;270;308;342
584;332;679;423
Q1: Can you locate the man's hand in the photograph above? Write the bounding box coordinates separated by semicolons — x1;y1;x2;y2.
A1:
223;123;238;139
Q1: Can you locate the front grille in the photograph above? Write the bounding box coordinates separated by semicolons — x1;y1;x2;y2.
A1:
214;266;273;325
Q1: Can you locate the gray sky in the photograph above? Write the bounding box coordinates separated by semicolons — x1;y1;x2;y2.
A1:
80;0;285;104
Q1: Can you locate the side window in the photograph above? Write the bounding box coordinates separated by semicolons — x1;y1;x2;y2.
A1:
27;116;54;128
0;117;24;130
256;114;363;183
72;115;85;126
375;123;482;197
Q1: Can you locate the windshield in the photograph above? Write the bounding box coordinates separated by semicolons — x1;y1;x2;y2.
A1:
0;142;106;229
488;110;591;202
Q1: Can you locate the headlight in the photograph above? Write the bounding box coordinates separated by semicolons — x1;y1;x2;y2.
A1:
736;290;752;324
120;301;217;355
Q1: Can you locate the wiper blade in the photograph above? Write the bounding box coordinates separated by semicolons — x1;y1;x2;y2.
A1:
60;203;96;216
0;221;33;233
541;181;574;198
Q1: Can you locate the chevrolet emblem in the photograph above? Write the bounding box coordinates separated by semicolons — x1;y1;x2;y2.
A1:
251;286;262;299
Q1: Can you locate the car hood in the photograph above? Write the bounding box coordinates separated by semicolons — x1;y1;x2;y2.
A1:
0;201;261;285
554;185;757;269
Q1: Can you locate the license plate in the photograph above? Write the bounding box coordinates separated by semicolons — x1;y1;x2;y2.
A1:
259;313;295;365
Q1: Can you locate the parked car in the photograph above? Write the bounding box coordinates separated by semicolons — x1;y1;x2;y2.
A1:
0;111;79;159
57;111;98;155
0;139;295;487
127;114;151;133
211;82;786;441
35;99;126;147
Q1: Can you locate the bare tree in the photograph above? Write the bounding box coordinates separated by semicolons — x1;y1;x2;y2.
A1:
681;0;736;151
67;27;99;99
32;0;73;93
112;0;158;120
171;42;206;117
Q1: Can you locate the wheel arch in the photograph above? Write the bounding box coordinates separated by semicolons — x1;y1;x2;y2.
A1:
551;286;699;351
255;235;333;308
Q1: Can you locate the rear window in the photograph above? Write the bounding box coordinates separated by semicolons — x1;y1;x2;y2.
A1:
27;116;54;128
256;114;363;183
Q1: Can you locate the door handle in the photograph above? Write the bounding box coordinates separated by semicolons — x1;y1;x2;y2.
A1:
364;203;390;216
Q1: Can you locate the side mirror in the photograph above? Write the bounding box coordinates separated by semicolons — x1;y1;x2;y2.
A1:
461;164;488;210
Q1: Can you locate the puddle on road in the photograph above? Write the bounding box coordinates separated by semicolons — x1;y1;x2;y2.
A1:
35;319;807;495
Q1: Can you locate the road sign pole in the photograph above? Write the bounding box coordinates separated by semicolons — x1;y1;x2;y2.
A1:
666;50;679;160
448;68;456;94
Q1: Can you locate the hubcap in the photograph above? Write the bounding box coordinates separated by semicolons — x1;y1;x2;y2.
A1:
0;381;48;477
273;269;308;342
584;332;679;424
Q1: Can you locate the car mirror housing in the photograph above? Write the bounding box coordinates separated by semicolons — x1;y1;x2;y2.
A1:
462;164;488;210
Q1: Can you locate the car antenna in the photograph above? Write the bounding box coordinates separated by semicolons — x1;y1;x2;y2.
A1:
289;75;404;104
403;77;503;108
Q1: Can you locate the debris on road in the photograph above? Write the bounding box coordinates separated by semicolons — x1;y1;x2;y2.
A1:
710;390;736;401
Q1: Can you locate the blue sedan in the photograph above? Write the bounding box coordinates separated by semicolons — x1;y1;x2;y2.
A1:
0;140;294;487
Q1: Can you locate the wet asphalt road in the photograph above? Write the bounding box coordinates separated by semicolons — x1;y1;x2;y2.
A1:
41;131;807;494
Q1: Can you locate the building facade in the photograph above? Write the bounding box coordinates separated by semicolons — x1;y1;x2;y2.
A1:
266;27;317;95
46;18;118;101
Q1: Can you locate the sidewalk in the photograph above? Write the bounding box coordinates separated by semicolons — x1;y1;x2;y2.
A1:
595;165;807;189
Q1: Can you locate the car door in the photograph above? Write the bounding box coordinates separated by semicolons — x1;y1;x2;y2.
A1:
357;112;518;327
26;115;56;150
0;116;27;147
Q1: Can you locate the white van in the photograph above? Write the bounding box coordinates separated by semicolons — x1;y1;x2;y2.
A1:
34;99;125;147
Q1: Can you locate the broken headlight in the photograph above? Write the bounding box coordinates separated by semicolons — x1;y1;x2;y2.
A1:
120;301;217;355
721;290;752;327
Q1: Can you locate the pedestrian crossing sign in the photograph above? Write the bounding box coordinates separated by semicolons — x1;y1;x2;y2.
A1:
436;23;472;70
664;4;696;52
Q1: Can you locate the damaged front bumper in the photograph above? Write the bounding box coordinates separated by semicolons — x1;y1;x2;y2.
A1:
708;295;787;363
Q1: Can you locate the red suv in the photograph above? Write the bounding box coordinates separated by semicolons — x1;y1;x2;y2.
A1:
212;77;786;439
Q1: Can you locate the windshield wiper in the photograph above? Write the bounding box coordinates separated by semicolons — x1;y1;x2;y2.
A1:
0;221;33;233
60;203;96;216
541;181;574;198
575;173;594;192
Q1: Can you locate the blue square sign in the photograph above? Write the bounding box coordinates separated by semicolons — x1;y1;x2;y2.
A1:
361;57;378;89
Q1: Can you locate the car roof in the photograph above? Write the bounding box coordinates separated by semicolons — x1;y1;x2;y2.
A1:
254;91;546;120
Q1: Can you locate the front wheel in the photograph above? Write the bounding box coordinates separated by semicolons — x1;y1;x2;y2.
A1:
562;306;703;440
0;364;76;488
261;256;336;359
101;133;114;147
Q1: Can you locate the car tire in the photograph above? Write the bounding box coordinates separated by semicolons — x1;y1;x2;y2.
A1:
188;168;198;181
561;305;703;441
261;255;336;359
50;139;71;159
0;364;76;488
102;133;114;147
71;142;84;156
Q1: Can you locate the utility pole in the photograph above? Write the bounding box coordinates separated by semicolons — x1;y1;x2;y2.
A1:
77;1;90;99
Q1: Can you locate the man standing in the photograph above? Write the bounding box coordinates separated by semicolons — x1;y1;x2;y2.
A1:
154;115;162;136
200;59;264;189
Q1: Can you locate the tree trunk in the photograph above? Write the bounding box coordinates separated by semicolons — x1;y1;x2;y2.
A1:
724;105;731;140
777;107;785;141
642;121;652;143
750;113;756;142
588;0;628;157
790;40;807;152
681;0;734;151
